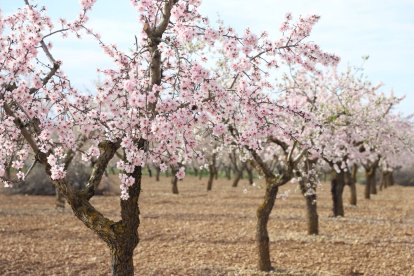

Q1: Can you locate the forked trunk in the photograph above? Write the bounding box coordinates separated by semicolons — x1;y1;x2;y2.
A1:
256;183;278;271
331;170;345;217
108;166;141;275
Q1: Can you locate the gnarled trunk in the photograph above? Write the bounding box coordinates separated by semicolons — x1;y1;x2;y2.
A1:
331;170;345;217
256;183;278;271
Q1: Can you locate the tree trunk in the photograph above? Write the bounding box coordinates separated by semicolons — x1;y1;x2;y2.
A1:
256;183;278;271
171;173;179;194
370;165;378;194
193;167;199;177
155;167;160;182
348;164;358;205
207;153;217;191
299;180;318;235
147;166;152;177
207;165;215;191
108;165;141;275
232;170;242;187
365;167;374;199
389;172;394;186
110;245;135;275
331;170;345;217
55;188;65;209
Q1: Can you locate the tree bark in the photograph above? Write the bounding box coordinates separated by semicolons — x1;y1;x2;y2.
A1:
370;165;378;195
207;164;216;192
110;245;134;276
171;169;179;194
299;180;318;235
364;161;379;197
331;170;345;217
348;164;358;205
256;183;278;271
207;153;217;191
109;166;141;276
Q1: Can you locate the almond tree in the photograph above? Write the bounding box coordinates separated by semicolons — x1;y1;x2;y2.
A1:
0;0;341;274
208;13;339;270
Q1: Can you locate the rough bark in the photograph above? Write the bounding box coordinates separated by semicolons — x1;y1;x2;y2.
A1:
256;183;278;271
331;170;345;217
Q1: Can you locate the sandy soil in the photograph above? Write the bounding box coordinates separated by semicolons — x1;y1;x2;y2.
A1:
0;176;413;275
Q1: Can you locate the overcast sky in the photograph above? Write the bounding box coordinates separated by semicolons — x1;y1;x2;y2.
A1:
2;0;413;115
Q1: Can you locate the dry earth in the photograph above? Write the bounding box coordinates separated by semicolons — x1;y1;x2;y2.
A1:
0;176;413;275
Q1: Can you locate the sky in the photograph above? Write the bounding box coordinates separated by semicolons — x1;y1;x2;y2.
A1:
2;0;414;115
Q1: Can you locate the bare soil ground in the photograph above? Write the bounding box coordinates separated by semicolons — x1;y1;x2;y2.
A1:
0;176;413;275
